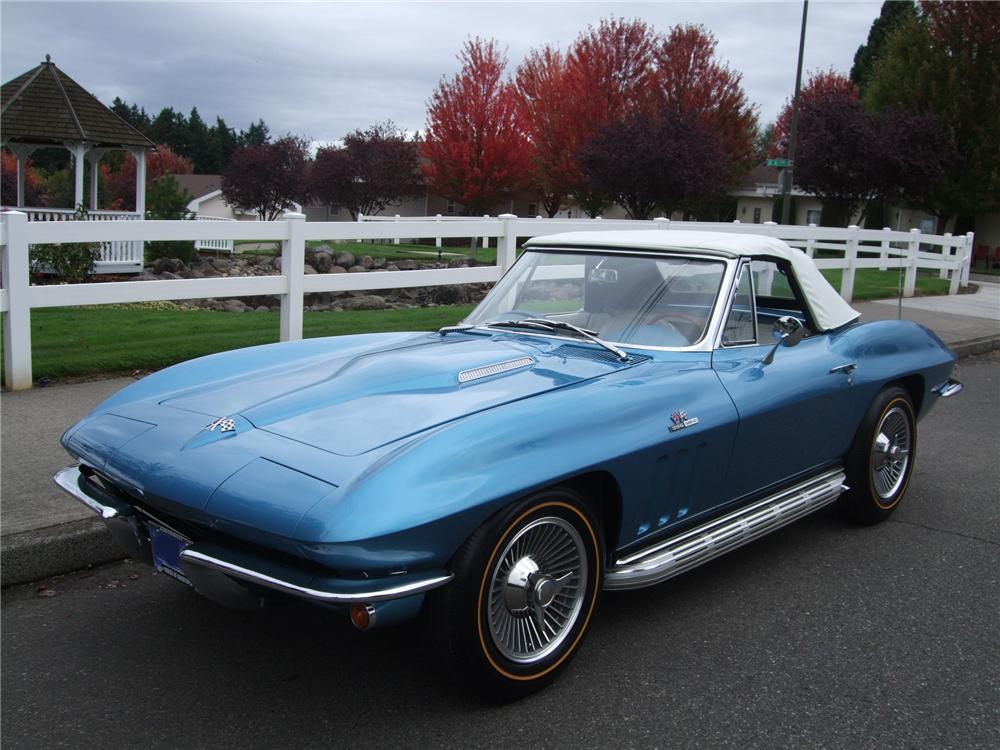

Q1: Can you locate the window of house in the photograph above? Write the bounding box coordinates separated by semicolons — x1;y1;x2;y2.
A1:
446;200;456;215
752;207;762;224
527;202;538;217
806;209;821;226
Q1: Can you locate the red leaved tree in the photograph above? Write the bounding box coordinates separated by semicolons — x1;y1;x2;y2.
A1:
771;70;858;158
311;121;421;220
656;25;759;188
222;135;310;221
1;150;47;207
100;144;194;211
563;18;660;215
515;46;577;216
422;38;532;216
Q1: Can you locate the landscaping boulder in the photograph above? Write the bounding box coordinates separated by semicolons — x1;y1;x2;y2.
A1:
335;251;356;269
431;284;470;305
311;249;334;273
360;255;375;269
395;259;419;271
328;265;346;274
152;257;188;275
254;306;270;313
223;299;247;313
131;271;160;282
339;295;388;310
348;265;367;273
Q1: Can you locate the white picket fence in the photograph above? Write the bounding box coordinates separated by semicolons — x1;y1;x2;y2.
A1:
11;207;144;273
0;211;974;390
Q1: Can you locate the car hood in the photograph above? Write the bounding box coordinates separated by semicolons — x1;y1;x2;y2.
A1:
157;333;634;456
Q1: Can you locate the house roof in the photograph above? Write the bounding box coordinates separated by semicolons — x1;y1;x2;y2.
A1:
168;173;222;200
1;56;154;149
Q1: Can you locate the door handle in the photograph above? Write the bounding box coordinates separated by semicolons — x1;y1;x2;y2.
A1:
829;362;858;375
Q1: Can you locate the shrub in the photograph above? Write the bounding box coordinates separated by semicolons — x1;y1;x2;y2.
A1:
145;174;196;264
29;204;101;282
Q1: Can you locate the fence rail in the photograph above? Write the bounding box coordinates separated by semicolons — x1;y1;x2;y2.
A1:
0;211;974;390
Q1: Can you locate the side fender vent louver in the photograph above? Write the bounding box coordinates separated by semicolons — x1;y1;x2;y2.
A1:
458;357;535;383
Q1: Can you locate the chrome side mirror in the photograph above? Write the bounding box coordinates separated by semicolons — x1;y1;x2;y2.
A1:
762;316;804;365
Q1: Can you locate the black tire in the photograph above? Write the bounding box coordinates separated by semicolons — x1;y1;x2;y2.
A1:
840;386;917;524
427;486;603;702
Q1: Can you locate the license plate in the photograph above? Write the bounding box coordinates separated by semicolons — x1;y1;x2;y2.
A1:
149;524;192;586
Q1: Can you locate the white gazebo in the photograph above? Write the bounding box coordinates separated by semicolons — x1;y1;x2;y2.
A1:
1;55;155;272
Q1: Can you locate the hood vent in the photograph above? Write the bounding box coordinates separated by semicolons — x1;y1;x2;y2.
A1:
458;357;535;384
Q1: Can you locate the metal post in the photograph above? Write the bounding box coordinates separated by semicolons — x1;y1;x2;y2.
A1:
781;0;809;226
280;213;306;342
2;211;33;390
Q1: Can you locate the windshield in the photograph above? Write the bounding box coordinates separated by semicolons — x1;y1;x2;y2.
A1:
465;250;727;348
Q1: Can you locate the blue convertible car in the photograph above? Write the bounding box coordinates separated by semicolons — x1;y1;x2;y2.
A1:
56;230;962;699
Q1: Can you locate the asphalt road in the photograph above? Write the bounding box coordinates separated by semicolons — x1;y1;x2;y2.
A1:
3;354;998;750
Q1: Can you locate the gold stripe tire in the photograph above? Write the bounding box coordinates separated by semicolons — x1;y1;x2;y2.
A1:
425;486;603;702
840;386;917;525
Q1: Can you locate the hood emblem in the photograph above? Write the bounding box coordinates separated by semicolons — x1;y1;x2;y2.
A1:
669;410;699;432
205;416;236;433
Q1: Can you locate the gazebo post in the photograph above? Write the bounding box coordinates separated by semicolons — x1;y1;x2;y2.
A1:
70;142;87;209
87;148;106;210
133;148;147;215
6;143;36;208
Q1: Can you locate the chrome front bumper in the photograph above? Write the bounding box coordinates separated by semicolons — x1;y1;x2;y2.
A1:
53;465;452;607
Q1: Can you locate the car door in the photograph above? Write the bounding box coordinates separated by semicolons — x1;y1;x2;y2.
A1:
712;259;862;502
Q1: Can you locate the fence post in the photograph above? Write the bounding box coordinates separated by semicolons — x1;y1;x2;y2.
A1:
654;217;669;230
393;214;401;245
805;223;817;257
435;214;443;249
280;213;306;342
904;228;920;297
356;212;363;243
879;227;890;271
940;232;952;280
840;225;860;302
497;214;517;273
2;211;33;390
961;231;974;287
482;215;490;249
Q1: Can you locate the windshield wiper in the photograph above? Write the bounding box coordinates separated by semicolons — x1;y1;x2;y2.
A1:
486;318;629;362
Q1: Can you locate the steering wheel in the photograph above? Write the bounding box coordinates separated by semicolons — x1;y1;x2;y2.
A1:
648;312;705;342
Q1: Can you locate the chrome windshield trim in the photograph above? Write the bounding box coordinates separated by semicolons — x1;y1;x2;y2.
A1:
465;248;737;353
179;548;454;603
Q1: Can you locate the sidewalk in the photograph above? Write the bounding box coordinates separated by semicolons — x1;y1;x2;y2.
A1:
2;284;998;587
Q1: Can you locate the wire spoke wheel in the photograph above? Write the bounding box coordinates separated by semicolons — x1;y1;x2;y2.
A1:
870;405;912;500
486;516;587;664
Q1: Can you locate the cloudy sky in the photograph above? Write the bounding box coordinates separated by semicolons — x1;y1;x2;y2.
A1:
2;0;882;147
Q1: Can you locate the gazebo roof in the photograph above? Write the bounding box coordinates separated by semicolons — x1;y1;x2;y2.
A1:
1;56;154;149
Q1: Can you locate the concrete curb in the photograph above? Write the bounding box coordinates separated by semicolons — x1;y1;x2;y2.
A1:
2;517;121;587
4;335;999;589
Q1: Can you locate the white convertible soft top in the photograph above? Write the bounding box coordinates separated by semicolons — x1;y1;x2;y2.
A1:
524;230;861;332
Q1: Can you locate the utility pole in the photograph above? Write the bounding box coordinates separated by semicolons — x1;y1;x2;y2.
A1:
781;0;809;226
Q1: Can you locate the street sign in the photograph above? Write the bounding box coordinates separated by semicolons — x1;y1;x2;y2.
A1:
767;157;790;168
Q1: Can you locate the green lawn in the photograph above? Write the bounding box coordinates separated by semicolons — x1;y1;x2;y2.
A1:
4;304;475;382
820;268;952;300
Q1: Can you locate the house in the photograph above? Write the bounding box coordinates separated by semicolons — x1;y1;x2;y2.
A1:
169;173;301;220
